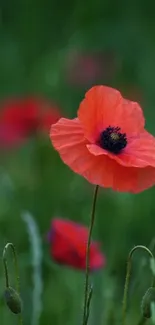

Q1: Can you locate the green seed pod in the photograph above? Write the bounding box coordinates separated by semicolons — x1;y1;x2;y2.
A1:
4;286;22;314
141;287;155;318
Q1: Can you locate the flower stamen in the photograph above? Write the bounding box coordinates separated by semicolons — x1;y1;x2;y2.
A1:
98;125;127;154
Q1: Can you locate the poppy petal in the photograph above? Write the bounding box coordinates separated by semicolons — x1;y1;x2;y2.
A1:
123;131;155;167
90;243;106;269
90;253;105;270
78;86;145;142
51;118;155;192
134;167;155;193
51;117;95;175
48;218;105;270
107;131;155;168
87;130;155;168
51;117;86;148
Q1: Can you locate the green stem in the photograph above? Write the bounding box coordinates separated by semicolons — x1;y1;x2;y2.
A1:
82;185;99;325
3;243;23;325
85;285;93;325
122;245;154;325
3;245;9;288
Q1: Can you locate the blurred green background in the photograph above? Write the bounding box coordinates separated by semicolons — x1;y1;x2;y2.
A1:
1;1;155;324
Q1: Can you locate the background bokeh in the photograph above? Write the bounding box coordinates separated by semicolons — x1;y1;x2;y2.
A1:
0;1;155;324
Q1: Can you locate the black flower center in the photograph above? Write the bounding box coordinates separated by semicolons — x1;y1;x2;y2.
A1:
98;126;127;154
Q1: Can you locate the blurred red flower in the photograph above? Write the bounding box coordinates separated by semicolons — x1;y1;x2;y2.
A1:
65;50;119;87
47;218;105;270
50;85;155;193
0;97;61;147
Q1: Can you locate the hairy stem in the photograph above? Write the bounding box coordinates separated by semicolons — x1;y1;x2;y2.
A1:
82;185;99;325
122;245;154;325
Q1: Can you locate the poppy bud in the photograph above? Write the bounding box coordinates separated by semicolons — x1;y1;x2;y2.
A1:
141;287;155;318
4;286;22;314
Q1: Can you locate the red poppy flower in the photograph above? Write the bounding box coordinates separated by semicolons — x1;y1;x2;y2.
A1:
0;97;61;147
66;50;118;87
50;85;155;193
47;218;105;270
66;51;101;86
